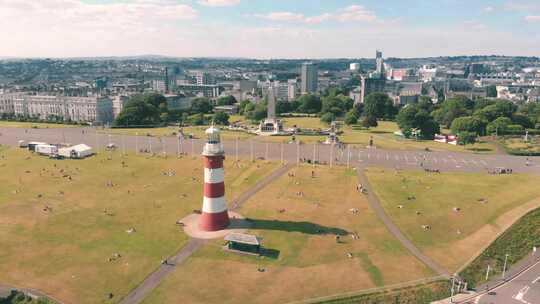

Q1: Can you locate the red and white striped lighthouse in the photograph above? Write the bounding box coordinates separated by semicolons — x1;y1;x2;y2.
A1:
199;125;230;231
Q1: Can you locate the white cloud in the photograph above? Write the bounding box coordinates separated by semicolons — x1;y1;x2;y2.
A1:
0;0;198;57
463;20;487;30
335;5;377;22
0;0;538;58
525;15;540;22
504;1;540;11
198;0;240;7
251;5;377;24
483;6;495;12
254;12;305;22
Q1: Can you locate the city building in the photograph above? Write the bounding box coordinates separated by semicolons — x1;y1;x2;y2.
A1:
151;80;166;93
176;84;222;98
195;71;215;85
164;94;192;110
360;76;386;104
301;62;318;94
396;82;423;105
2;94;113;124
349;87;362;104
0;93;19;115
112;95;129;118
350;63;360;72
376;50;385;76
287;79;298;101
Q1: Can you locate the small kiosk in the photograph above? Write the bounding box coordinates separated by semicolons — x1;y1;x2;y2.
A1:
224;233;261;255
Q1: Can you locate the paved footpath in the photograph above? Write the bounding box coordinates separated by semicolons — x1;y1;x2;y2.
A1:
356;166;451;278
118;163;294;304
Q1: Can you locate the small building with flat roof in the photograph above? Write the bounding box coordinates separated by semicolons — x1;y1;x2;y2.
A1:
224;233;261;255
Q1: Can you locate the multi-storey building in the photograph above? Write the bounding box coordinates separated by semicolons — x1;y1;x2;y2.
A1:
301;62;318;94
0;93;113;124
0;93;19;115
360;76;386;104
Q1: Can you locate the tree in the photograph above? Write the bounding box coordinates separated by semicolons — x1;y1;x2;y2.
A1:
217;95;237;106
238;100;251;115
457;131;477;146
320;112;336;125
190;97;212;114
344;109;359;125
486;85;497;98
450;116;485;136
361;115;378;128
190;113;205;126
114;94;163;127
276;100;292;114
474;100;516;122
321;95;354;117
396;104;440;139
486;117;512;135
245;102;267;121
364;92;396;119
297;94;322;114
511;113;533;129
213;111;230;125
432;97;471;128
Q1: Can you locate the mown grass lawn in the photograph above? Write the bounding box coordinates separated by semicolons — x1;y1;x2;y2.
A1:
0;148;278;304
365;168;540;272
143;165;434;304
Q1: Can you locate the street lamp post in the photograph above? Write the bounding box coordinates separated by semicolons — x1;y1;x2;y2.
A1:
450;276;455;303
280;142;284;165
502;254;509;279
347;145;351;168
330;143;334;168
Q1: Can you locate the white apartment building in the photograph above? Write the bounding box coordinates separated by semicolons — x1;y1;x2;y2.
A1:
0;93;19;115
0;94;114;124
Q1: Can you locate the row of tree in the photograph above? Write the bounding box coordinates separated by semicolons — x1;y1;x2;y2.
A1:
395;95;540;143
114;94;233;127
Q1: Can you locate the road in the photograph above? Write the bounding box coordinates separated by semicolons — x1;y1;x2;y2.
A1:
1;126;539;174
472;258;540;304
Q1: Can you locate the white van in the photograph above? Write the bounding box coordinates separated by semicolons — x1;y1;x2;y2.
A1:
35;144;58;156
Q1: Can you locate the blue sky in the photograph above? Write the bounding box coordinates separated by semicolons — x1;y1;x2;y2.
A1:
1;0;539;58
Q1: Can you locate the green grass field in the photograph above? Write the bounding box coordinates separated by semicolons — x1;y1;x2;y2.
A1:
99;117;495;153
143;165;434;304
0;148;279;304
365;168;540;272
257;119;496;153
102;126;254;141
500;137;540;155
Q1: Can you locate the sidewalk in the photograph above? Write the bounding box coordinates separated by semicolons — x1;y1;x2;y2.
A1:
431;292;475;304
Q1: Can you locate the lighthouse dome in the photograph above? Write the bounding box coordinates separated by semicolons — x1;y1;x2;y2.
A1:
205;125;221;144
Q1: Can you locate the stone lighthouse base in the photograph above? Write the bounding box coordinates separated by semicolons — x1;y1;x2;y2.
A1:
181;211;250;240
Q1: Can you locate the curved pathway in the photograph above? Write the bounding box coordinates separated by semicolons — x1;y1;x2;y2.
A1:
118;163;295;304
356;166;451;278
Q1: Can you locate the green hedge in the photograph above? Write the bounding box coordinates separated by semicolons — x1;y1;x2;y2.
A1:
315;281;451;304
459;208;540;288
0;290;56;304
